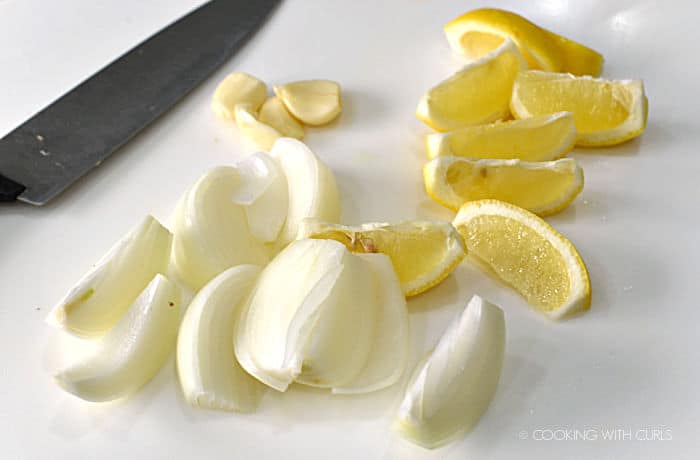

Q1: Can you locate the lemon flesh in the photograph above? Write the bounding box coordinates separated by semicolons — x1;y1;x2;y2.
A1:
511;70;648;146
453;200;590;319
298;220;466;297
426;112;576;161
416;39;524;132
424;157;583;216
444;8;603;76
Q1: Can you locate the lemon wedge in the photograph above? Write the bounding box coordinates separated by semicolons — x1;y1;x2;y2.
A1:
259;96;305;139
297;220;466;297
212;72;267;120
234;104;282;151
424;157;583;216
426;112;575;161
452;200;590;319
511;70;648;146
274;80;342;126
444;8;603;76
416;39;525;131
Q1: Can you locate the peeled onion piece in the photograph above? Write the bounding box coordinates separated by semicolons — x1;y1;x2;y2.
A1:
332;253;409;394
269;138;340;248
231;152;288;243
234;239;377;391
177;265;265;412
394;295;505;449
54;274;181;402
47;215;172;337
172;166;269;290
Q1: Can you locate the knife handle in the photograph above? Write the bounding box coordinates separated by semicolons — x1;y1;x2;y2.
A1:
0;173;25;202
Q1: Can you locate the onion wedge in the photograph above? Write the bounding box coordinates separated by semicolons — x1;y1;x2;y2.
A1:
47;215;172;337
269;138;340;248
231;152;288;243
172;166;269;290
332;253;408;394
53;274;181;402
177;265;265;412
394;295;505;448
234;239;376;391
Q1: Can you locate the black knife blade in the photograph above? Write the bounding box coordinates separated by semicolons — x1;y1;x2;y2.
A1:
0;0;280;205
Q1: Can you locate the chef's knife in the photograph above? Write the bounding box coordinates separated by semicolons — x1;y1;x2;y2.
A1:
0;0;280;205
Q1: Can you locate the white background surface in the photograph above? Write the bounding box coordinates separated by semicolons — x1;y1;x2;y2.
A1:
1;0;699;458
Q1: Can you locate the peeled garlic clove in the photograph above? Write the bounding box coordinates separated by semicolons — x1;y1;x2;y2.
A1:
269;138;340;248
172;166;269;291
211;72;267;120
177;265;265;412
235;239;376;391
294;249;377;389
234;104;282;151
394;295;505;449
259;96;305;139
274;80;342;126
332;253;409;394
47;215;172;337
231;152;288;243
54;274;181;402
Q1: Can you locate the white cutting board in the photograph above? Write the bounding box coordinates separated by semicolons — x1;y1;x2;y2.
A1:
1;0;698;458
